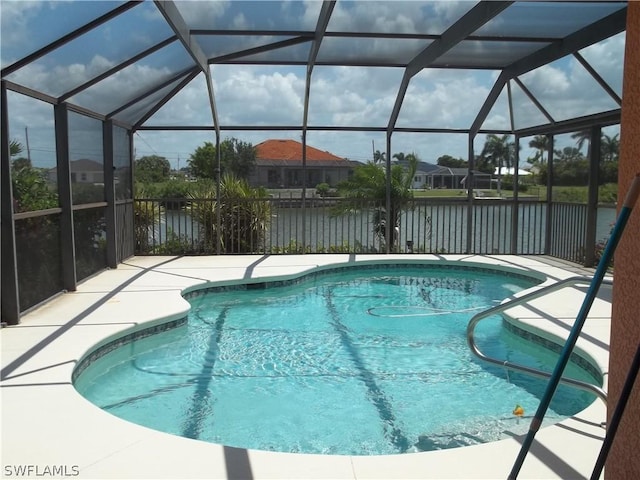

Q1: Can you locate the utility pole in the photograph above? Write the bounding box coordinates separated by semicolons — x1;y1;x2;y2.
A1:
25;126;31;163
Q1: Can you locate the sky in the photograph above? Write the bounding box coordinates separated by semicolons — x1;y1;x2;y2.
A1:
1;0;625;171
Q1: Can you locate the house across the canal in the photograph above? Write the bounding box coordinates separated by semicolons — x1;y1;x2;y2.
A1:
250;139;359;189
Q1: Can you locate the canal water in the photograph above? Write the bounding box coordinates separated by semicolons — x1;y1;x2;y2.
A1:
159;204;616;255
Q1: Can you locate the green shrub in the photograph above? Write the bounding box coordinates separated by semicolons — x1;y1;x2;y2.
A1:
500;174;528;192
154;231;196;255
11;165;58;212
599;183;617;204
315;182;330;197
158;179;192;209
187;175;271;254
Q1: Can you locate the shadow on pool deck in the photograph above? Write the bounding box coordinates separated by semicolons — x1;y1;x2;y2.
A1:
225;446;254;480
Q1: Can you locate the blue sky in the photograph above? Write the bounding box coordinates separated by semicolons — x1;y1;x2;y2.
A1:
1;1;625;169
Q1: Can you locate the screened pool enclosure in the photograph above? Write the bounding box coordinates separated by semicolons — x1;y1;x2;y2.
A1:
1;1;627;324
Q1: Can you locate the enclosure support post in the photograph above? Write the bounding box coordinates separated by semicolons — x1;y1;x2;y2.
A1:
215;131;221;255
54;103;77;291
544;135;554;255
585;125;601;267
128;130;135;259
466;133;475;254
301;130;307;252
1;81;20;325
511;135;520;254
385;132;392;254
103;120;117;268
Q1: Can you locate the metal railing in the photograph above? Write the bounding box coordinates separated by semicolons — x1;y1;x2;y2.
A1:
132;196;614;261
548;202;588;263
467;275;612;402
133;196;555;256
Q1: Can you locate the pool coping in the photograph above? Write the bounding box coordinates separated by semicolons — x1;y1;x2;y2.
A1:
0;254;612;479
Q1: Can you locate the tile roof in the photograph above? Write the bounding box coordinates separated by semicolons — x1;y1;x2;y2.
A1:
255;139;351;166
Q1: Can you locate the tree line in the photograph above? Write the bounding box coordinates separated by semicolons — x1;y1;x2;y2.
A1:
135;137;256;184
435;132;619;187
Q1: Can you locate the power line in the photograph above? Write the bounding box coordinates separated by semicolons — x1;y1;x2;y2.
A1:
134;131;159;158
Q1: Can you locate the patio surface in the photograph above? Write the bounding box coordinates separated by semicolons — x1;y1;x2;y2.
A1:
1;254;612;479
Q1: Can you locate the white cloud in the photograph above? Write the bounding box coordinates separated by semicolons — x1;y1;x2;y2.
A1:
308;66;403;126
280;0;321;30
433;1;479;26
68;63;175;116
398;70;491;129
519;55;620;122
146;74;213;126
578;32;625;96
173;0;230;27
232;13;249;29
520;64;570;98
0;1;45;49
213;66;305;125
6;53;120;98
328;1;473;34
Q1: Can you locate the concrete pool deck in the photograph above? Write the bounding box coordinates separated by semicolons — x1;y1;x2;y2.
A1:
1;254;612;479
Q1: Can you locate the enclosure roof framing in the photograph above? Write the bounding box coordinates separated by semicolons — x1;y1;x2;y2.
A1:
0;0;627;138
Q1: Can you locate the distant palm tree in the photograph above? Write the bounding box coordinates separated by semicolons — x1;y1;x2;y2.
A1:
10;140;23;157
405;152;419;163
571;129;591;154
373;150;386;164
481;134;515;195
392;152;406;162
335;156;418;251
600;133;620;162
572;130;620;163
528;135;550;164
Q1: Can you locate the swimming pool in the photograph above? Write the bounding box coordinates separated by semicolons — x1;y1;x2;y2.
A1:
74;264;600;456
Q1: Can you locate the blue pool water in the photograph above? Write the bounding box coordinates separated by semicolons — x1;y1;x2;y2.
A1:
75;265;600;455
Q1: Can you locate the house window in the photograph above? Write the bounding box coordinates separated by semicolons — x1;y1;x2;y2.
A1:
80;173;87;181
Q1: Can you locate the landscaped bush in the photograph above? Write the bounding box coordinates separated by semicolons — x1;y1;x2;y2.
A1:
158;179;192;209
11;164;58;212
134;180;192;208
315;182;330;197
500;174;529;192
153;231;198;255
187;175;271;254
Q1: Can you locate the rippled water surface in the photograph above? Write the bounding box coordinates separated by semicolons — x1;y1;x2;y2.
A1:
75;266;599;455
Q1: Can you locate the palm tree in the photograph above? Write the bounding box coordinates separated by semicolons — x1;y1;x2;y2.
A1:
10;139;23;157
188;175;271;253
335;155;418;251
571;129;591;153
392;152;406;162
528;135;550;164
572;130;620;163
373;150;386;165
481;134;515;195
600;133;620;162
